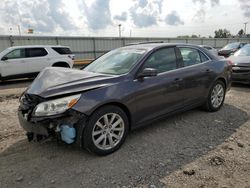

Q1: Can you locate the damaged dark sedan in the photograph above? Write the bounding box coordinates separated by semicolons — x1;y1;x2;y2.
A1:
18;43;232;155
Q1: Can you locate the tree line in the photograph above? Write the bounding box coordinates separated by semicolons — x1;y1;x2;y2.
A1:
177;28;247;39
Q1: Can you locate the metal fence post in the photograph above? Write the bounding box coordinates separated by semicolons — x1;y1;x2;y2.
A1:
55;37;59;45
122;38;125;46
93;38;97;59
9;35;14;46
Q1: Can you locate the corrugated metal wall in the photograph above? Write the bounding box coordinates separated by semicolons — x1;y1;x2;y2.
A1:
1;35;250;59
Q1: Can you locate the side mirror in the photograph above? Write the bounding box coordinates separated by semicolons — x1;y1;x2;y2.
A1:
1;56;8;61
138;68;158;78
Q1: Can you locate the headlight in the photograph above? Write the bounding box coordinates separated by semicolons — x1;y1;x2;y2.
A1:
34;94;81;117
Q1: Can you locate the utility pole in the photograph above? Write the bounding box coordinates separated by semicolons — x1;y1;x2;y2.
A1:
118;24;121;37
244;22;248;35
9;27;13;35
17;25;21;36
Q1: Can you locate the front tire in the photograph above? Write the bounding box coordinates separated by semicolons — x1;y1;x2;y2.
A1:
204;80;226;112
83;105;129;156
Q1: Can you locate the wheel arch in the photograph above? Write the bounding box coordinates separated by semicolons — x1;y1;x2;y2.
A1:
205;76;227;100
89;102;132;131
217;77;227;88
52;62;70;67
204;77;227;112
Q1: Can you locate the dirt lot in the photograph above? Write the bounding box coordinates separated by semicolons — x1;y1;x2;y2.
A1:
0;84;249;188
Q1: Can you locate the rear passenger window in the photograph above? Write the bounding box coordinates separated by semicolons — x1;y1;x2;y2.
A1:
179;48;208;67
200;52;209;62
26;48;48;57
142;48;177;73
52;47;72;54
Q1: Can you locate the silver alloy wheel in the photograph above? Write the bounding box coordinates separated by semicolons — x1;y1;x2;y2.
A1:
92;113;125;150
211;83;224;108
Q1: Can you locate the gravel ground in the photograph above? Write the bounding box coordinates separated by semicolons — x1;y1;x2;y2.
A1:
0;84;249;188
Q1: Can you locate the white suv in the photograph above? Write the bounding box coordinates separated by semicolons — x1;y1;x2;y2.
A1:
0;45;74;80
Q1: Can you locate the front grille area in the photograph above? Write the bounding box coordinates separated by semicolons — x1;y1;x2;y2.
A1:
19;94;44;120
232;66;250;74
233;69;250;73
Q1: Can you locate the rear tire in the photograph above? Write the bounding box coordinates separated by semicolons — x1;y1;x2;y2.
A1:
204;80;226;112
83;105;129;156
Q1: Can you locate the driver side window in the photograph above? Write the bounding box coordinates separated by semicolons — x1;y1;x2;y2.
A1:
5;49;26;60
142;48;177;73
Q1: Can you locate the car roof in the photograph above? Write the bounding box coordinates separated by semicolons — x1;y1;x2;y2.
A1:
199;45;212;47
7;45;70;50
120;42;219;60
121;42;205;51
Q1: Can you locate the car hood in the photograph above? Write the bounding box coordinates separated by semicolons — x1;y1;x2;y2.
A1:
218;49;233;55
228;56;250;67
26;67;120;98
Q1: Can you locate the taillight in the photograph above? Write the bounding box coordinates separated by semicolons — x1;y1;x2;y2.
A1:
227;60;233;66
227;60;233;72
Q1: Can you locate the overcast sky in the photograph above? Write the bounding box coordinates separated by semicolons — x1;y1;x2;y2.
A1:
0;0;249;37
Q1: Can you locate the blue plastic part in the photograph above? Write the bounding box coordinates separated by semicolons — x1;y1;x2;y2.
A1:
60;125;76;144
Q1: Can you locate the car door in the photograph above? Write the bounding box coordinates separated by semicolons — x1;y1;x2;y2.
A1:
133;47;185;125
176;46;213;106
25;48;49;73
0;48;28;77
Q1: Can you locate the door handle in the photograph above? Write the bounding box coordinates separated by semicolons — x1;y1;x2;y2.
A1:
204;69;212;73
174;77;183;82
169;78;183;87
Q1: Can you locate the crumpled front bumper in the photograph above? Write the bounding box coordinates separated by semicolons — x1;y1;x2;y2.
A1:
18;108;87;146
18;110;51;136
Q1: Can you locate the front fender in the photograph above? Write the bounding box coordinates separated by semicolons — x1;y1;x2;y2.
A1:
71;81;135;117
